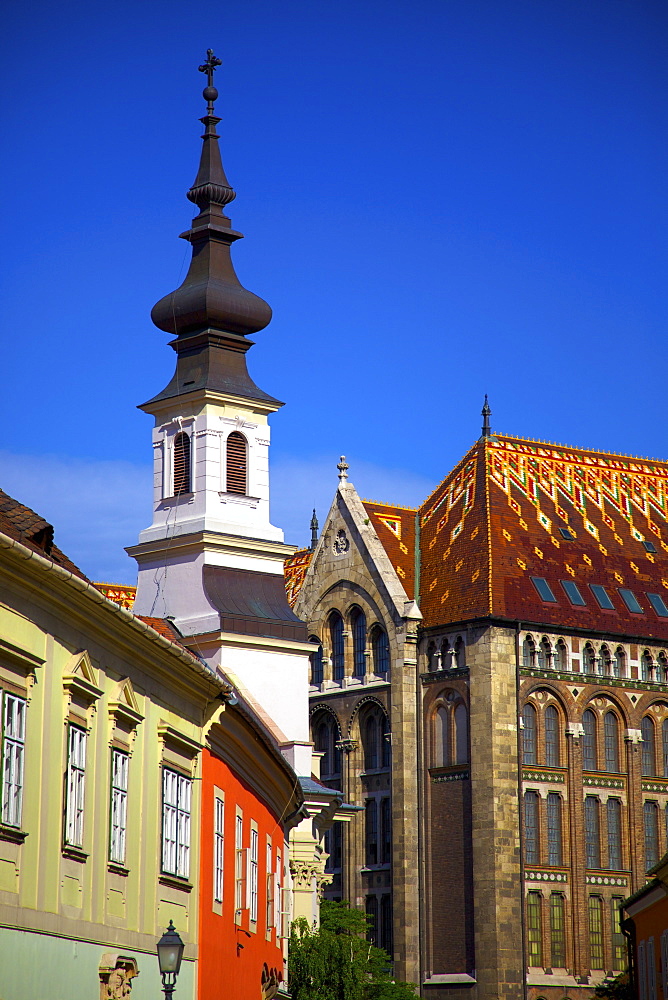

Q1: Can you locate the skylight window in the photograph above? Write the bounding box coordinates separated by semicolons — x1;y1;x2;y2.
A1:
647;593;668;618
618;589;644;614
642;540;657;553
590;584;615;610
559;527;576;540
531;577;557;603
561;580;586;606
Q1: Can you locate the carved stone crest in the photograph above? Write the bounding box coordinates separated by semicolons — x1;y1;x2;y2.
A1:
333;529;349;554
99;954;139;1000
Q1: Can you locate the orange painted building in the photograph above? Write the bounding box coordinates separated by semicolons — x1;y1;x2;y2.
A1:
623;852;668;1000
198;703;302;1000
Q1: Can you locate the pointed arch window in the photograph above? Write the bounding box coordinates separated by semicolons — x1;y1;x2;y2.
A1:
309;636;324;686
522;635;535;668
361;706;390;772
371;626;389;675
365;799;378;865
538;637;551;670
173;432;191;495
524;791;539;864
351;609;367;679
545;705;560;767
584;796;601;868
662;719;668;778
659;653;668;684
364;715;379;771
547;792;562;866
644;801;659;870
556;639;568;671
613;647;625;678
607;798;622;870
434;707;448;768
642;716;656;776
583;710;597;771
583;643;596;675
381;712;391;769
522;703;537;765
600;645;612;676
313;713;341;782
604;712;620;773
441;640;453;670
226;432;248;495
641;650;653;682
454;636;464;667
329;612;345;682
454;702;468;764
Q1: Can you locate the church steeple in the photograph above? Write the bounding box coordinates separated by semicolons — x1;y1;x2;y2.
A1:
147;50;276;406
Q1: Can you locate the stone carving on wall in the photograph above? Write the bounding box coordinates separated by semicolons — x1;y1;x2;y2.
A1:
99;954;139;1000
333;529;349;554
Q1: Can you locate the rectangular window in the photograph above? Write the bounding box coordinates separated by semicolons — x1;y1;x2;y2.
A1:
588;895;604;969
647;593;668;617
590;584;615;610
65;726;87;847
2;693;26;829
266;842;274;932
109;749;129;864
214;795;224;904
365;799;378;866
526;891;543;966
644;801;659;871
380;797;392;865
249;826;259;924
607;798;622;870
275;849;282;934
559;526;576;540
648;937;657;1000
235;812;245;921
643;540;658;553
584;796;600;869
611;897;626;972
546;793;562;867
531;577;557;603
561;580;586;606
661;930;668;1000
524;791;539;865
619;588;644;614
550;893;566;968
639;941;647;1000
162;768;192;878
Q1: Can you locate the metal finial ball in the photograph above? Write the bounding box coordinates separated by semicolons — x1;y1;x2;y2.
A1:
203;86;218;103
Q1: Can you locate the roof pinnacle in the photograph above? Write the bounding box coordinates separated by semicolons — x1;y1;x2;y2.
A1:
337;456;349;482
481;395;492;439
310;509;319;551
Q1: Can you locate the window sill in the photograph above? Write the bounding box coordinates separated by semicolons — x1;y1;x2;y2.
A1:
360;864;391;873
107;862;130;877
159;873;193;892
62;845;88;863
0;825;28;845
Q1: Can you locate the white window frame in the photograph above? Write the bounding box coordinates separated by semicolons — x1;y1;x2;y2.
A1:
109;749;129;864
648;936;657;1000
66;725;87;847
2;693;26;829
214;794;225;904
162;768;192;879
275;849;282;933
249;824;259;924
639;941;648;1000
661;930;668;1000
266;841;274;933
235;811;245;923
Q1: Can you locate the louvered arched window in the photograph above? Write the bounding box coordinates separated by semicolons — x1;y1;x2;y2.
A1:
226;432;247;495
173;432;191;495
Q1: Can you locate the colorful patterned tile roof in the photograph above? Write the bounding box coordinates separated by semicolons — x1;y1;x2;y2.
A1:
93;582;137;609
420;435;668;640
361;500;417;600
284;548;312;608
0;487;88;580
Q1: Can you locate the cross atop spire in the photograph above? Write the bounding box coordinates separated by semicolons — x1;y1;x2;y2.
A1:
481;395;492;439
198;49;222;114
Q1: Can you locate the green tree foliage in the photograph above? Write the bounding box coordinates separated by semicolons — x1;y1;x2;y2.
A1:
593;973;633;1000
288;900;418;1000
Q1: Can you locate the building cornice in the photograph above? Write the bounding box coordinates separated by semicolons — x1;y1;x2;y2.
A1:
127;530;297;565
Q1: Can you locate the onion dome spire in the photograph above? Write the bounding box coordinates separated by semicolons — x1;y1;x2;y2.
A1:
146;51;277;408
481;395;492;438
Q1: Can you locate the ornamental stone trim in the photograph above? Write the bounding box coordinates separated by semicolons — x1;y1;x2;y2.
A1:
642;781;668;793
421;667;470;684
519;667;667;694
525;871;568;883
431;769;470;784
586;875;628;886
583;776;625;789
522;770;565;784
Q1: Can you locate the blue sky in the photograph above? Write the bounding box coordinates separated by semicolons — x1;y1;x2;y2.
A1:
1;0;667;582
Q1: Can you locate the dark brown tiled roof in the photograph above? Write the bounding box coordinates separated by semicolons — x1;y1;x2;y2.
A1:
361;500;417;600
0;488;88;580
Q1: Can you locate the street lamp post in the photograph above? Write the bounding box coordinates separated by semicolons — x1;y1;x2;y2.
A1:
157;920;185;1000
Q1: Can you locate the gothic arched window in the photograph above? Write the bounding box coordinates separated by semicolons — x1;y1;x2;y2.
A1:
522;703;537;765
604;712;620;773
351;608;367;678
599;645;612;676
538;637;551;669
522;636;535;668
226;431;247;495
545;705;560;767
613;647;625;678
454;636;464;667
309;636;323;685
642;716;656;776
329;612;345;682
641;650;653;682
371;626;389;675
583;710;597;771
173;432;191;495
361;706;390;772
434;707;448;767
313;713;341;782
556;639;568;671
454;702;468;764
583;643;596;675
